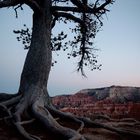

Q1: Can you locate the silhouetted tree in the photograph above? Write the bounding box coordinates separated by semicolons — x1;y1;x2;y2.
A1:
1;0;140;139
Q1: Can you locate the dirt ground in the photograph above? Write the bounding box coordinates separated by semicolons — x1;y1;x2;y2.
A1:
0;119;140;140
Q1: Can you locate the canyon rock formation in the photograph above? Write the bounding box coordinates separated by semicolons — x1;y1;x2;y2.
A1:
52;86;140;120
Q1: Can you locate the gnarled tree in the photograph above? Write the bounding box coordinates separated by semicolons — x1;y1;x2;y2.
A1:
1;0;140;140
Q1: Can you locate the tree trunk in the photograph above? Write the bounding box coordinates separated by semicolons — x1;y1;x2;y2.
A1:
18;0;52;105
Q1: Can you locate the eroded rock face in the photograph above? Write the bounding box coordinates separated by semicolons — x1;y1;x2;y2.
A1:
52;86;140;119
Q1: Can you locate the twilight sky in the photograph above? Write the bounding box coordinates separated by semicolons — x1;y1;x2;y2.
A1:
0;0;140;96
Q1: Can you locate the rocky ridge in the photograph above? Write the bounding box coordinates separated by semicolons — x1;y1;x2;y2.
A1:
52;86;140;119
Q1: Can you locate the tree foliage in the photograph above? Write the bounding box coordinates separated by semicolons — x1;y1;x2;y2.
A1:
12;0;114;76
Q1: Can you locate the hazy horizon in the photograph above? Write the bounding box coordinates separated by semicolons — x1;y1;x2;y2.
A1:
0;0;140;96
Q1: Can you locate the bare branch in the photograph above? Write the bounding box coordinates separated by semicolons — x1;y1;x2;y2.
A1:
53;12;85;27
14;3;23;18
0;0;20;8
51;5;106;14
0;0;41;12
95;0;114;12
52;0;113;15
52;0;69;3
70;0;85;9
52;6;91;13
51;16;58;29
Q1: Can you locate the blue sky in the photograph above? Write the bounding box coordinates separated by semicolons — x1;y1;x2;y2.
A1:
0;0;140;96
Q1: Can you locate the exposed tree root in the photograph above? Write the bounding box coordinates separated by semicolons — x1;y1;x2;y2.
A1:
0;104;12;122
32;98;86;140
0;93;17;102
0;104;11;116
113;122;140;127
19;119;36;125
0;92;140;140
46;105;85;132
90;114;111;121
14;121;41;140
46;105;140;138
119;118;140;123
0;94;22;106
76;116;140;137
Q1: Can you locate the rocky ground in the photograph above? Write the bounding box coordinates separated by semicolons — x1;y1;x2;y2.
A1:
1;118;140;140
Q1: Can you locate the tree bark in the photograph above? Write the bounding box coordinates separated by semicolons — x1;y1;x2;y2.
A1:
18;0;52;105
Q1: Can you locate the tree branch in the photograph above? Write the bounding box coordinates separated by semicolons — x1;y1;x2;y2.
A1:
0;0;41;12
95;0;113;12
52;0;113;14
0;0;20;8
52;0;69;3
70;0;85;9
52;6;91;13
51;16;58;29
53;11;85;26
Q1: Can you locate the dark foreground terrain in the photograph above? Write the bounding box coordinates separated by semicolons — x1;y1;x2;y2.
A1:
1;118;140;140
1;86;140;140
